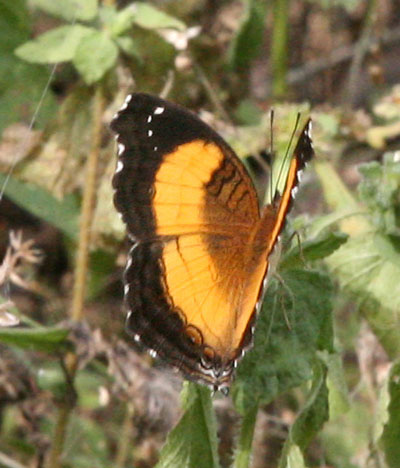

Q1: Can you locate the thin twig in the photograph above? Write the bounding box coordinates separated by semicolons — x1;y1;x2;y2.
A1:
45;84;105;468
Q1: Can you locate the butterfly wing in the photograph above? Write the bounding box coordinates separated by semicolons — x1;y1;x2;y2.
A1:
111;93;261;389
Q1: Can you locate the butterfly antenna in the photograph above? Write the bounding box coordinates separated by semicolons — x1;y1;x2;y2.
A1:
275;112;301;197
269;109;274;204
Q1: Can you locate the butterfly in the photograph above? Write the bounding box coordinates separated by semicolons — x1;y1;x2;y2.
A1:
111;93;313;393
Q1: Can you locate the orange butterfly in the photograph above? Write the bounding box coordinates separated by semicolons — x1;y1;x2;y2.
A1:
111;94;313;393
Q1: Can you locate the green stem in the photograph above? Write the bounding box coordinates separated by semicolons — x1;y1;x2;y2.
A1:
233;402;259;468
115;404;135;468
45;84;105;468
271;0;290;100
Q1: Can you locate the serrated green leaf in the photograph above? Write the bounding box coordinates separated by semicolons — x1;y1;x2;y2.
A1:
233;269;333;412
280;231;349;270
156;383;220;468
31;0;98;22
0;327;71;352
131;2;186;31
326;233;400;358
73;31;118;84
379;361;400;467
0;173;79;240
15;25;95;64
229;0;266;71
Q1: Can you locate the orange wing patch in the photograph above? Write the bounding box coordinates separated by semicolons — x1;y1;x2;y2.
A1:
161;232;269;359
153;140;259;237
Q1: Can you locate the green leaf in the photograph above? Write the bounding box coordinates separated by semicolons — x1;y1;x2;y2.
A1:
15;25;95;64
30;0;98;22
0;0;57;132
326;233;400;358
0;173;79;240
131;2;186;31
0;327;71;352
280;231;349;270
100;5;136;37
318;350;350;418
156;383;220;468
281;445;306;468
379;361;400;467
0;60;57;133
115;36;142;60
229;0;266;71
0;0;31;53
233;269;334;412
73;31;118;84
279;361;329;467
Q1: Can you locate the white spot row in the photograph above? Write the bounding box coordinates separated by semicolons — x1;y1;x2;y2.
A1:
297;170;303;182
120;94;132;111
118;143;125;155
116;160;124;173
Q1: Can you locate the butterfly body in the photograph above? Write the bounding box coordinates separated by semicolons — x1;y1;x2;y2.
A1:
111;93;313;392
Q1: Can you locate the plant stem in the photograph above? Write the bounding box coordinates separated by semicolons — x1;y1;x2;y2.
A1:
271;0;290;100
115;404;135;468
70;85;104;322
45;84;105;468
233;402;259;468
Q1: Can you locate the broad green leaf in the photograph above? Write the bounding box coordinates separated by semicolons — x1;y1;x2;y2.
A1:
73;31;118;84
229;0;266;71
0;173;79;240
156;383;220;468
131;2;185;31
30;0;98;22
280;231;349;271
318;350;350;418
15;25;95;64
379;361;400;467
233;269;334;412
0;327;71;352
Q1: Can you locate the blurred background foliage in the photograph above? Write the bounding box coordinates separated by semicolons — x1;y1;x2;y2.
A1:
1;0;400;467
